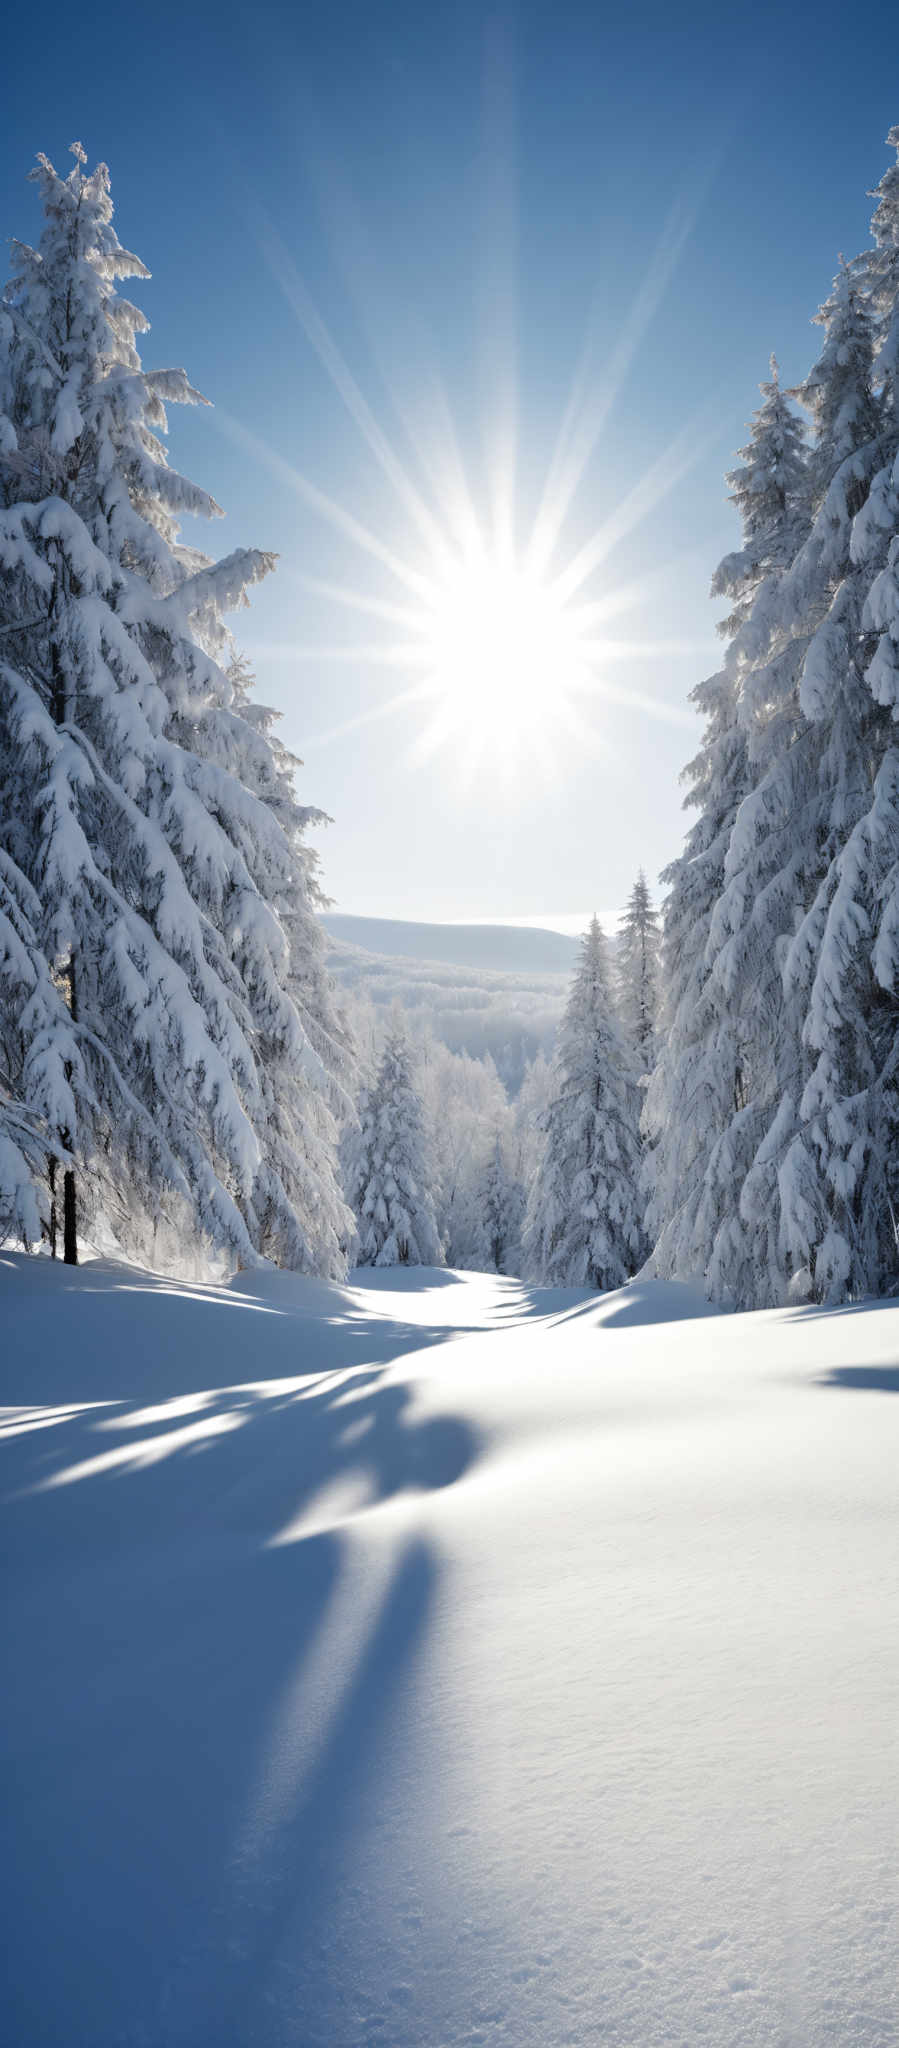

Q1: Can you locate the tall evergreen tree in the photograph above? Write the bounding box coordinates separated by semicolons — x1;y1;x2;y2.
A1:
344;1019;442;1268
0;145;351;1269
648;127;899;1307
0;847;74;1248
615;868;660;1076
515;1047;553;1190
698;276;881;1303
711;255;885;1302
770;126;899;1300
524;917;644;1290
419;1040;510;1267
645;361;808;1284
472;1126;525;1276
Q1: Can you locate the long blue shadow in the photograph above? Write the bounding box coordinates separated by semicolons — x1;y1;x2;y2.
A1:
0;1268;478;2045
0;1256;474;1405
213;1539;437;2048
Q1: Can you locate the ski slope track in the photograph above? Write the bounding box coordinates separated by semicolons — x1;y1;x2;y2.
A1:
2;1256;897;2046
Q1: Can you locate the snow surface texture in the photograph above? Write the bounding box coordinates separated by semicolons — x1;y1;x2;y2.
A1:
2;1255;897;2046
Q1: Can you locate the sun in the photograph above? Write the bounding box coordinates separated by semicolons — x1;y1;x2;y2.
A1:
238;194;709;781
414;551;590;765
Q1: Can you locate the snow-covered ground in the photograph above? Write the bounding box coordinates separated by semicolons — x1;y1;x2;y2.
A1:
2;1254;897;2047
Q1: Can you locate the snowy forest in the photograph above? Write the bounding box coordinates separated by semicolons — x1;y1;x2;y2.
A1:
5;24;899;2043
3;125;899;1310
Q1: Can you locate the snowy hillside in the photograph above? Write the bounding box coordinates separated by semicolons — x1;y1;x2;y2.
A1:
321;916;578;1087
320;914;581;974
3;1255;897;2047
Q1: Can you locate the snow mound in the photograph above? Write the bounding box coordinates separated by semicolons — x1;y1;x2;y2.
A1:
591;1274;723;1327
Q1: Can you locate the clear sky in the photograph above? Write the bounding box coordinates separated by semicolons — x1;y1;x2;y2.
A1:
3;1;898;928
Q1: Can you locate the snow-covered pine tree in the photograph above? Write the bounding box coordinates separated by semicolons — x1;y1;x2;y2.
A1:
615;869;660;1077
712;253;886;1303
644;361;808;1285
472;1126;525;1276
648;129;899;1307
0;145;351;1270
714;357;810;646
219;652;357;1269
524;917;644;1290
692;277;885;1304
344;1018;442;1267
0;846;78;1248
769;126;899;1300
515;1046;553;1190
419;1038;510;1267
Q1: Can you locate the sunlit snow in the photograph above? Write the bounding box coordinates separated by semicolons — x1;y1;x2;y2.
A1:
2;1254;897;2046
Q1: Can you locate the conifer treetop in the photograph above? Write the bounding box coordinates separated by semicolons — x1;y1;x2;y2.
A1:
525;915;645;1291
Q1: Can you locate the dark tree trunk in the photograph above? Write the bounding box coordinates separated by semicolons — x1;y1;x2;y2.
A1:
63;1164;77;1265
50;609;79;1264
61;953;78;1264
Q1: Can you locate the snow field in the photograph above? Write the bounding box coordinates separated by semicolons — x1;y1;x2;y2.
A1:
2;1255;898;2045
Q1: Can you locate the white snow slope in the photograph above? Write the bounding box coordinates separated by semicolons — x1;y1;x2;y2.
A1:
2;1255;897;2047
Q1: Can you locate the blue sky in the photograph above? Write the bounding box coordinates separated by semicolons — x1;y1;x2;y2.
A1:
3;1;898;927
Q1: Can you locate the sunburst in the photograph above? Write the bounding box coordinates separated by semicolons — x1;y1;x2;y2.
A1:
219;160;717;785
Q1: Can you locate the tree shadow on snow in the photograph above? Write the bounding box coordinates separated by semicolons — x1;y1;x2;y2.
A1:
348;1263;466;1290
490;1277;722;1331
488;1281;600;1324
0;1256;474;1405
0;1263;479;2046
785;1294;899;1326
816;1364;899;1393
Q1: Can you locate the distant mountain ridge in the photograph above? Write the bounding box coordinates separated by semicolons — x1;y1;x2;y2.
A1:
319;914;581;976
319;913;580;1093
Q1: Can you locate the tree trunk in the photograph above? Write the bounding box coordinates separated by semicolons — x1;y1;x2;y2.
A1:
63;1163;78;1265
50;608;78;1265
61;953;78;1264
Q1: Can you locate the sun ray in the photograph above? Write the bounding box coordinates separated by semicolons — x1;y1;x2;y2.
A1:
407;694;465;767
552;403;724;606
527;195;697;577
291;575;432;636
225;146;718;790
414;372;488;559
579;635;720;662
257;643;431;667
216;411;439;603
564;543;716;632
285;139;487;562
567;673;699;728
477;14;519;563
305;678;441;751
257;219;454;573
